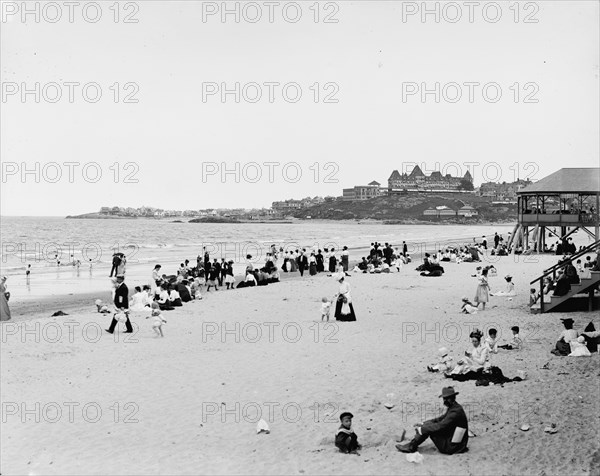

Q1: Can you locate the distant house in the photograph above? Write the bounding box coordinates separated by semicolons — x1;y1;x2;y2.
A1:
272;200;303;212
100;207;111;214
457;205;478;217
438;206;457;216
423;206;457;218
478;179;531;201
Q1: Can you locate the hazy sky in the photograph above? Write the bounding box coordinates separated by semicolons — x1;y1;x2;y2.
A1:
1;0;599;216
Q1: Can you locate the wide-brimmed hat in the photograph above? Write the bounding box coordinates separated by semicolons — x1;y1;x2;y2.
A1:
439;387;459;398
560;317;574;324
438;347;449;357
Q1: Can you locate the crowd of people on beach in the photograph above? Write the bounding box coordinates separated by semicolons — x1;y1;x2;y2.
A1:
4;226;600;463
97;242;369;334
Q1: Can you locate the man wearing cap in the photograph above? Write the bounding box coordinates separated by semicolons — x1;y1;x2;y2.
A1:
396;386;468;455
106;274;133;334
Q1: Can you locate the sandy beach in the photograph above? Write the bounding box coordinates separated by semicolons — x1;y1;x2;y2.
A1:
2;252;599;476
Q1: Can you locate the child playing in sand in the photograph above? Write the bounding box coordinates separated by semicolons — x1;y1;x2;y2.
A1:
321;297;332;322
490;275;516;297
146;308;167;337
461;297;478;314
484;328;499;353
569;336;591;356
498;326;522;350
95;299;110;314
529;288;539;306
335;412;360;455
427;347;455;373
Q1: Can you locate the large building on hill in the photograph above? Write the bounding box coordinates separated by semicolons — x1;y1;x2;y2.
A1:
342;181;387;201
388;166;473;193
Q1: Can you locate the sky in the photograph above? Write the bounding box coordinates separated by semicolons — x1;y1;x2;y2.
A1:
1;0;599;216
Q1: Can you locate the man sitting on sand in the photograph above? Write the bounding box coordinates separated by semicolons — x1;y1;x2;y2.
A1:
396;386;469;455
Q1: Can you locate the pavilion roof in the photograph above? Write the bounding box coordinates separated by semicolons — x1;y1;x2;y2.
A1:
517;168;600;194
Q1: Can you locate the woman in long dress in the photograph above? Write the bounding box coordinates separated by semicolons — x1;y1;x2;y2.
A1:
1;276;11;321
334;275;356;322
116;254;127;275
474;268;490;310
329;249;338;273
150;264;162;297
309;253;317;276
341;246;349;272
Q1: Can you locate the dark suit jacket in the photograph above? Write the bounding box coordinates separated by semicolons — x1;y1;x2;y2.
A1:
421;402;468;454
114;283;129;309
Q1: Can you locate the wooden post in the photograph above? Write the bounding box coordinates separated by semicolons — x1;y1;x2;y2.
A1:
540;279;545;313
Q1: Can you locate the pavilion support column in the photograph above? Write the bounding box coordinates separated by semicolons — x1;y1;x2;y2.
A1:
542;226;546;250
596;193;599;240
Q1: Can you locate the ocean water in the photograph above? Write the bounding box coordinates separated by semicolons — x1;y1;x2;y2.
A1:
1;216;515;302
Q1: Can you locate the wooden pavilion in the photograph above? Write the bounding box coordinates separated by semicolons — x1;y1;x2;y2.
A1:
508;167;600;251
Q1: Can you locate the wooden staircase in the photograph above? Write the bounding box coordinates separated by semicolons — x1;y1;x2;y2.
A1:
530;239;600;314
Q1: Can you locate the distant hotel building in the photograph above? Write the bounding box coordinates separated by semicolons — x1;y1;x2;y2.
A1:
342;181;387;201
388;166;473;193
271;197;327;212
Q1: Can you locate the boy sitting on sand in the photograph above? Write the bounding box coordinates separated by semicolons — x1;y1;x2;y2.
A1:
335;412;360;455
427;347;455;373
498;326;522;350
484;328;499;354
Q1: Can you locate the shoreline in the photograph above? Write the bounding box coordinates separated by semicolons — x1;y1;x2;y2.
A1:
61;214;515;226
5;265;328;323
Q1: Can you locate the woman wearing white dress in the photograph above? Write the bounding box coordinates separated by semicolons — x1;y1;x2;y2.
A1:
169;288;183;307
150;264;162;297
130;286;149;312
451;330;490;375
116;255;127;275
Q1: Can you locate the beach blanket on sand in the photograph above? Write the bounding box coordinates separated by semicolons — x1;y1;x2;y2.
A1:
447;366;522;385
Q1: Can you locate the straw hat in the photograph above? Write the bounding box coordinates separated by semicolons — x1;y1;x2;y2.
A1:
439;387;459;398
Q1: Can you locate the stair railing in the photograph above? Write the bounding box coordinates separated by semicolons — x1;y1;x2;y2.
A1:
530;239;600;313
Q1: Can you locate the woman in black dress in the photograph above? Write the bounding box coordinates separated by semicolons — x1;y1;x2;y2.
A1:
329;249;338;273
334;275;356;322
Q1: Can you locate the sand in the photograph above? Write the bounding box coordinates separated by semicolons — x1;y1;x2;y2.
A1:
1;253;599;475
